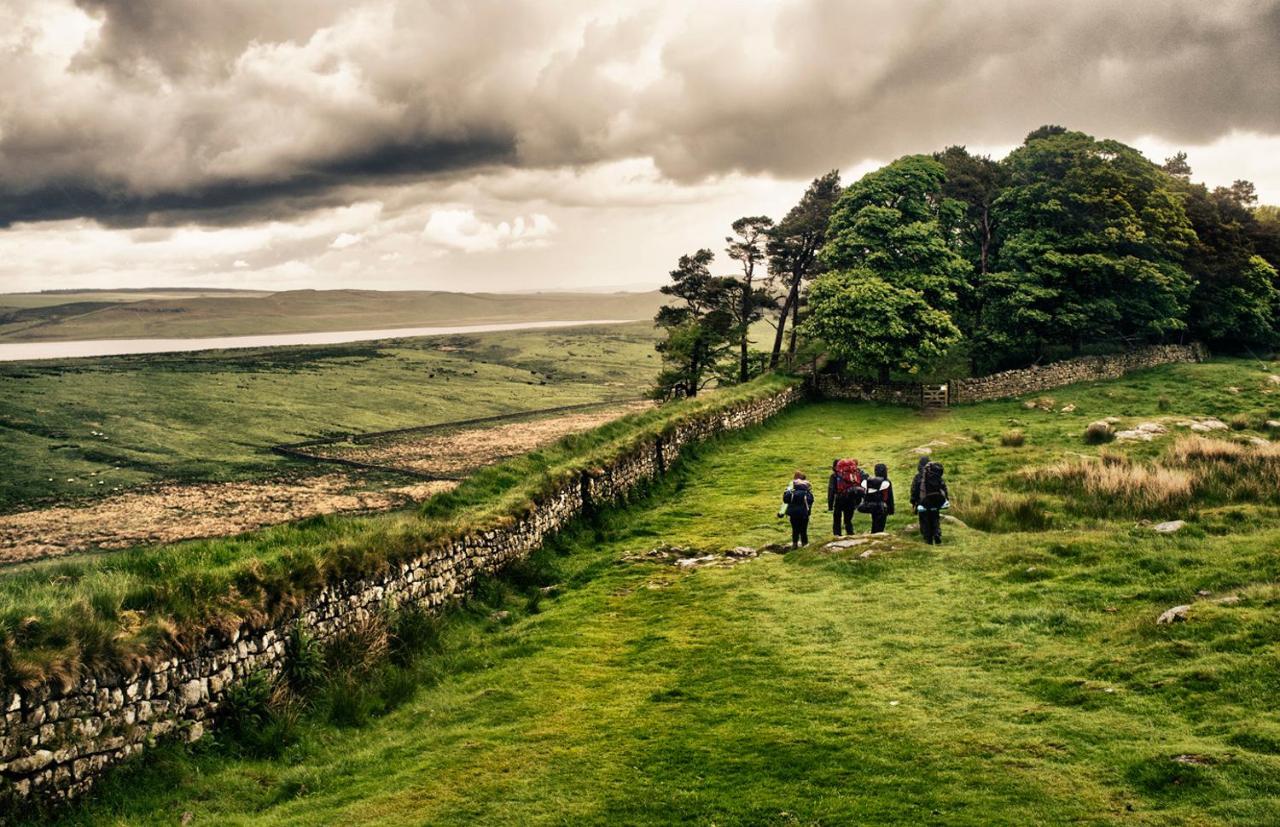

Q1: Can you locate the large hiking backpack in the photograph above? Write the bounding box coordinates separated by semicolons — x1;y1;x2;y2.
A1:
921;462;946;509
857;477;887;513
835;459;858;496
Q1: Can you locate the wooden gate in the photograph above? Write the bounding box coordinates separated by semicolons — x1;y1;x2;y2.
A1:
922;384;949;409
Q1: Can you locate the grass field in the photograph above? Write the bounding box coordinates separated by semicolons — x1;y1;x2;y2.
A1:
0;289;663;342
0;322;660;512
41;357;1280;825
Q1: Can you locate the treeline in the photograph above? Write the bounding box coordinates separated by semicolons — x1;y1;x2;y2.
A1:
653;126;1280;397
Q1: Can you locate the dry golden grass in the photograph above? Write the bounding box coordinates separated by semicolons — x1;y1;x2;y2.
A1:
1023;437;1280;516
1021;453;1193;516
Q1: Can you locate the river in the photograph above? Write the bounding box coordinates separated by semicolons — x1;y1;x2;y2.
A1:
0;319;637;362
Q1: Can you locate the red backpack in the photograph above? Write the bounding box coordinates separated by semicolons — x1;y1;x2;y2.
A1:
835;460;862;495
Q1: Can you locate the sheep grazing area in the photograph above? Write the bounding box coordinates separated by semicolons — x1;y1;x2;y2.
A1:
13;357;1280;825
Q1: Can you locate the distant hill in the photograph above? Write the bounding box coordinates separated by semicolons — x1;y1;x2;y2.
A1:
0;289;665;341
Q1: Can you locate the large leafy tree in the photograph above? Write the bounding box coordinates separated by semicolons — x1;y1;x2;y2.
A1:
820;155;971;312
725;215;775;382
935;146;1009;346
652;249;736;399
1168;164;1280;347
802;273;960;382
765;171;841;368
982;129;1195;362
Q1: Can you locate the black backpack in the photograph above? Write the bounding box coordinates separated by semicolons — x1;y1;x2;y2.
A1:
921;462;946;509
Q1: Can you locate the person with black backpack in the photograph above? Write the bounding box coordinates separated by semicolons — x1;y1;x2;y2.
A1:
858;462;894;533
914;461;949;545
782;471;815;549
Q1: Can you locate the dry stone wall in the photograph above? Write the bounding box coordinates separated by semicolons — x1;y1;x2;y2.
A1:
949;344;1208;403
811;344;1207;407
0;385;802;809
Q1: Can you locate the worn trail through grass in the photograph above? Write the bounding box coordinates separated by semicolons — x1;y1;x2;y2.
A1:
47;358;1280;825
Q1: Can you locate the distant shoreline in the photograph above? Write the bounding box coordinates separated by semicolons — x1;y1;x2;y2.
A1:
0;318;640;362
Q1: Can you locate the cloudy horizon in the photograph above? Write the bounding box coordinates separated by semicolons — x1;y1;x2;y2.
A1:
3;0;1280;294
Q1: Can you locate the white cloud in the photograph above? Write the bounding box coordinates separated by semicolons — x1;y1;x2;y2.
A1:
232;259;249;268
421;209;557;253
330;232;362;249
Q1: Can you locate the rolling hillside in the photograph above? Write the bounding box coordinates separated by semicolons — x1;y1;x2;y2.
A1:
0;289;665;342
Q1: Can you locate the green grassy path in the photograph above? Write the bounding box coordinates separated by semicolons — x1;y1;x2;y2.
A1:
51;360;1280;825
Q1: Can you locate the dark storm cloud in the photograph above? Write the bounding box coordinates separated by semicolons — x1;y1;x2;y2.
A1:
3;0;1279;228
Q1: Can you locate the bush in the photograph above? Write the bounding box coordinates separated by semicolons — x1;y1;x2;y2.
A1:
1157;395;1172;412
1000;429;1026;447
218;670;300;758
1083;421;1115;444
388;602;442;666
1229;414;1250;431
283;624;324;696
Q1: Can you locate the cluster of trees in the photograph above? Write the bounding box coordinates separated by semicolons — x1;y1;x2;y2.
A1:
653;126;1280;397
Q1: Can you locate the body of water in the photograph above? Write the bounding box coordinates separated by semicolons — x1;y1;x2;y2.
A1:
0;319;637;362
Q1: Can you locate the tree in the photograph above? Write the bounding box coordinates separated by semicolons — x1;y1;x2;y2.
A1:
802;272;960;382
652;249;736;399
982;130;1195;363
820;155;971;312
725;215;774;382
765;171;841;368
935;146;1010;357
1175;176;1280;347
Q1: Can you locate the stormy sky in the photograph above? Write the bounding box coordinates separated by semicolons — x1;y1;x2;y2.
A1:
3;0;1279;294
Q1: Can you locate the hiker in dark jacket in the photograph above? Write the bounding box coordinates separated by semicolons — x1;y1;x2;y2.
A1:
782;471;815;548
909;455;929;510
826;459;839;513
831;458;865;535
915;461;950;545
859;463;894;534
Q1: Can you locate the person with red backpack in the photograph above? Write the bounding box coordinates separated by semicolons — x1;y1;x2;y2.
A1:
858;462;894;533
912;460;949;544
830;458;866;535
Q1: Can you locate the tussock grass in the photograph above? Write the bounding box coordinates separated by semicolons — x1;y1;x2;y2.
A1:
1000;428;1026;447
1083;421;1115;444
1021;453;1194;517
1023;437;1280;517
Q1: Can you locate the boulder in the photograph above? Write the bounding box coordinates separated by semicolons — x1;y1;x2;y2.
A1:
1190;418;1229;432
1247;436;1271;446
1157;605;1191;624
1115;429;1154;441
1267;420;1280;430
941;514;968;528
1152;520;1187;534
1137;422;1167;434
1060;404;1076;413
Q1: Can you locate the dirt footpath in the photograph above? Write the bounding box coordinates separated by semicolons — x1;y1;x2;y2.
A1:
310;401;653;476
0;475;455;566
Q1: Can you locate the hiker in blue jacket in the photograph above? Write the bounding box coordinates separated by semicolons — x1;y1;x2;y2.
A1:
782;471;815;549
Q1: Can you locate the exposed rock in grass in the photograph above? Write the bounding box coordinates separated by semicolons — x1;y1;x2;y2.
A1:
911;446;932;455
1060;404;1076;413
1189;418;1229;432
674;555;719;569
941;514;968;528
1137;422;1167;434
1173;754;1215;766
1247;436;1271;446
1267;420;1280;430
1157;605;1191;624
490;610;511;622
824;537;869;550
1268;374;1280;385
1152;520;1187;533
1104;416;1122;424
1115;429;1155;442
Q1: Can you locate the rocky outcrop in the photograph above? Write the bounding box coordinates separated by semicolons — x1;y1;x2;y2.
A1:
0;384;803;807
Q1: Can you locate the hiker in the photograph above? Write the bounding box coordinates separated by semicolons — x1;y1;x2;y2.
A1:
859;463;894;534
830;458;865;535
913;461;950;545
782;471;815;548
